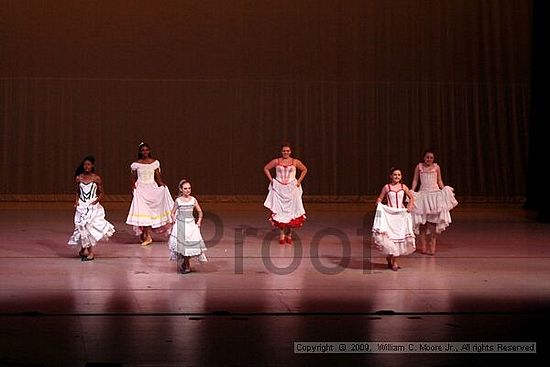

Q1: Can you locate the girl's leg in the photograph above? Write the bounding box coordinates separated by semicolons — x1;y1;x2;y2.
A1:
141;227;153;246
183;256;191;273
279;228;286;244
176;254;185;273
391;255;399;271
78;246;88;259
285;228;293;244
82;246;94;261
386;255;393;269
419;224;427;254
428;224;437;255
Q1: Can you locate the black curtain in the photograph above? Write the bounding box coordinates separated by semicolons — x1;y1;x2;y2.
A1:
526;0;549;221
0;1;532;202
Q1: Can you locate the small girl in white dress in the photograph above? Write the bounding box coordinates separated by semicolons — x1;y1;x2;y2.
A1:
372;167;416;271
168;179;207;274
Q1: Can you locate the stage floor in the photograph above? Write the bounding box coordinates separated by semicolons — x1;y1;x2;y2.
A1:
1;202;549;366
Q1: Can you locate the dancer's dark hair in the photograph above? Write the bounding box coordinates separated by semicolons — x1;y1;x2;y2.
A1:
74;155;96;177
138;142;153;159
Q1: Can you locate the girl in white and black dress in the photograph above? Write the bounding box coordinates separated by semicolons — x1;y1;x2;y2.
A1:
68;156;115;261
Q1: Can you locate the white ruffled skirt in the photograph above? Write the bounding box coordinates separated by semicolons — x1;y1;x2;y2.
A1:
68;201;115;248
372;203;416;256
411;186;458;234
168;217;207;261
263;179;306;228
126;182;174;235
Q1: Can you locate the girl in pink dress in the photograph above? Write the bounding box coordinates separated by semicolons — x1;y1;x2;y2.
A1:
126;142;174;246
372;167;416;271
263;143;308;244
410;150;458;255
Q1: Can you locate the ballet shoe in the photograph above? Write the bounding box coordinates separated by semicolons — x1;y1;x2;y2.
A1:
285;236;293;244
279;238;286;245
81;255;94;261
391;264;399;271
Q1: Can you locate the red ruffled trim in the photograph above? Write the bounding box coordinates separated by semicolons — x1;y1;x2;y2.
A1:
269;214;306;229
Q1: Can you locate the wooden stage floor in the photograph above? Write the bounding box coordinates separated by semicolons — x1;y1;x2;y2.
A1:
0;202;549;366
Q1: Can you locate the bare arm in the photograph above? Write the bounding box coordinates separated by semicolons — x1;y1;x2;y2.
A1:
154;168;166;187
92;175;105;205
194;200;204;227
263;159;277;182
411;165;420;191
74;176;80;207
130;169;137;193
294;159;308;186
170;199;178;222
403;184;415;211
375;185;388;207
436;165;444;189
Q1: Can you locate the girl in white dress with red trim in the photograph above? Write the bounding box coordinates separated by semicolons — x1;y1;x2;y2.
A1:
168;179;207;274
410;150;458;255
263;143;308;244
372;167;416;271
68;156;115;261
126;142;174;246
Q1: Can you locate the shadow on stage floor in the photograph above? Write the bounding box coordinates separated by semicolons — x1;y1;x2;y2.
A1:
0;202;549;366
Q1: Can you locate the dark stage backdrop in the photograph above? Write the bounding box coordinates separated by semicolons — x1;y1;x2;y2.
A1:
0;0;531;201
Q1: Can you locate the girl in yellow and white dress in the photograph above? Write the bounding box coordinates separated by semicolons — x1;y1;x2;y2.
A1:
126;142;174;246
